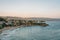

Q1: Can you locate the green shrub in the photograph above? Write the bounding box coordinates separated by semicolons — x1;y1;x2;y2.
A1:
0;23;6;29
0;25;3;29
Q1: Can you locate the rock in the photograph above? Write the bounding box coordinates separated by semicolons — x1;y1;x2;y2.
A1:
40;23;49;27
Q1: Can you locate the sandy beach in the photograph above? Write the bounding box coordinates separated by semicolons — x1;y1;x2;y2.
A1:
0;26;22;34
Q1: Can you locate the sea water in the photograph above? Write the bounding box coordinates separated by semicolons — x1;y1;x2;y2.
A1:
0;21;60;40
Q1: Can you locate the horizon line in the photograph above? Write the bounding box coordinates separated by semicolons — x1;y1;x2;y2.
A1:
0;16;60;19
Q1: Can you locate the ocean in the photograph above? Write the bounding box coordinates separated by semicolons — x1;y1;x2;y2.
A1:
0;21;60;40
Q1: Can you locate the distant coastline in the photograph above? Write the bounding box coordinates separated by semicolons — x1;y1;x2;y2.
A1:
0;16;60;34
0;16;60;21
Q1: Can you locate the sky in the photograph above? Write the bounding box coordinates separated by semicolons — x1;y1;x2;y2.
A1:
0;0;60;18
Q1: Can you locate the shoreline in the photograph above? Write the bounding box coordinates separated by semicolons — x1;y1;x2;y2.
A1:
0;26;23;34
0;23;49;34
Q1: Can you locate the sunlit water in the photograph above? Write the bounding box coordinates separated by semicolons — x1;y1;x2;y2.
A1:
0;21;60;40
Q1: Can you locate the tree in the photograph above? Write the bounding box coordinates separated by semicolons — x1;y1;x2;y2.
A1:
0;17;7;22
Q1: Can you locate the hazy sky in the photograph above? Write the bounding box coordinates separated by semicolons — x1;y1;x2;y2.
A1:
0;0;60;18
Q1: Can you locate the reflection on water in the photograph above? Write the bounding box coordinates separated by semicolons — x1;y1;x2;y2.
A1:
0;21;60;40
